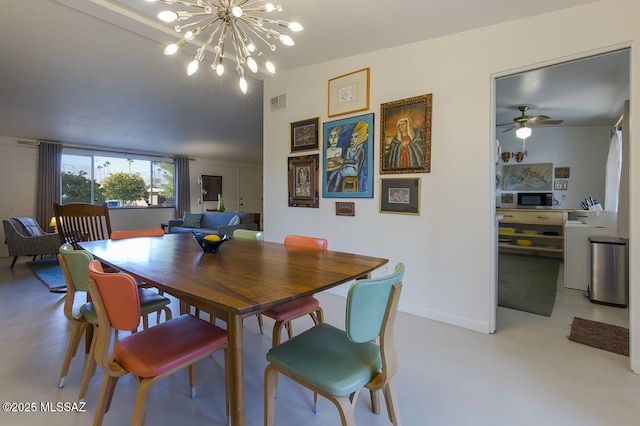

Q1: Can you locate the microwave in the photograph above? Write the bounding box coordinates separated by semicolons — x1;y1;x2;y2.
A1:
517;192;553;208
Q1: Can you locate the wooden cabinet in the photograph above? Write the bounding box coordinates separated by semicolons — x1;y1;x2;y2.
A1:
497;209;570;257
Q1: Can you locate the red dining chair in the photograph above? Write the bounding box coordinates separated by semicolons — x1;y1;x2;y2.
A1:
86;260;230;426
257;234;327;346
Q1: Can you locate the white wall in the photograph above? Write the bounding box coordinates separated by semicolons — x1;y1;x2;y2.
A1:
263;0;640;371
497;126;612;210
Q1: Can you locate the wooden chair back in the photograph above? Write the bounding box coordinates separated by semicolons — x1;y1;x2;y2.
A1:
283;234;328;251
54;202;112;248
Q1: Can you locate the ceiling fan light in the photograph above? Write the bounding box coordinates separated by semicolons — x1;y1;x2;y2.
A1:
516;126;532;139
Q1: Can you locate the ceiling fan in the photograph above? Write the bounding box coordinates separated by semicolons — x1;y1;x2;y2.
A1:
498;105;564;134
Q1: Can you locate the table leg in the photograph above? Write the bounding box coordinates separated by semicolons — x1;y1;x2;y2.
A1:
228;313;245;426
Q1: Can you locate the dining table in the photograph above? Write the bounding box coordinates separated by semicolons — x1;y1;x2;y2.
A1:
79;233;388;426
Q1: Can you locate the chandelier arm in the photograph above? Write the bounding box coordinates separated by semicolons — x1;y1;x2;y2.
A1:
242;23;276;51
230;23;246;66
177;16;220;35
157;0;208;10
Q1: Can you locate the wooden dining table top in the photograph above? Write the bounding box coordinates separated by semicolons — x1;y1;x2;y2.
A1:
78;233;389;317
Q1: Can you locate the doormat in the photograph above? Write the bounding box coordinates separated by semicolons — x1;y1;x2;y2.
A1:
568;317;629;356
26;257;66;292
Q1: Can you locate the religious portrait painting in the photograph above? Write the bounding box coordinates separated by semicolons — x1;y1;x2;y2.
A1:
380;94;432;174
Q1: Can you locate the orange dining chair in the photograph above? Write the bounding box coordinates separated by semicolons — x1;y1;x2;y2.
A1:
56;243;173;402
86;260;230;426
110;228;165;240
264;263;405;426
258;234;327;346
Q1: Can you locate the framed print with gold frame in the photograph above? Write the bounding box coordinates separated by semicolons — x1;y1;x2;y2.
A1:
290;117;319;152
288;154;319;208
328;68;370;117
379;178;420;215
380;94;432;174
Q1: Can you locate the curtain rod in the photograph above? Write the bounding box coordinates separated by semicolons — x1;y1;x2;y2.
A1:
16;139;194;161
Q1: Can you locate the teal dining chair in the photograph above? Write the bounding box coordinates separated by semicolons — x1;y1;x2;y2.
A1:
56;243;173;402
264;263;405;426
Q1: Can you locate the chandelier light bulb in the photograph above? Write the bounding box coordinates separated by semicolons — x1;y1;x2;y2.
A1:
232;6;243;18
184;31;194;40
187;59;200;76
239;77;248;94
246;56;258;73
264;3;275;12
216;63;225;76
158;10;178;23
265;60;275;74
279;34;294;46
164;44;179;55
288;22;303;32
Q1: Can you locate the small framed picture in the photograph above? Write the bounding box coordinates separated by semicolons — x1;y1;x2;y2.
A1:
555;167;570;178
335;201;355;216
328;68;370;117
554;179;568;190
290;117;319;152
380;178;420;215
288;154;319;208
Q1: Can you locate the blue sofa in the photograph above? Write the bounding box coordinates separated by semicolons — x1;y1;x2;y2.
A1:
167;211;258;236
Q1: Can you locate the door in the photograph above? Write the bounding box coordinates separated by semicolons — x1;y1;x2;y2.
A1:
238;168;263;229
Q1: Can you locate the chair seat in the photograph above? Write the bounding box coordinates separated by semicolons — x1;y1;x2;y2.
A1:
79;302;99;325
114;315;227;378
266;323;381;397
138;288;171;312
262;296;319;321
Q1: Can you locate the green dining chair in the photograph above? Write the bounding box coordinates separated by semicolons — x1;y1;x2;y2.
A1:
57;243;173;402
232;228;264;241
264;263;405;426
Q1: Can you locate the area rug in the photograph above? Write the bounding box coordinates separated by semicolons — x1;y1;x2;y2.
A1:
26;257;66;292
568;317;629;356
498;253;560;316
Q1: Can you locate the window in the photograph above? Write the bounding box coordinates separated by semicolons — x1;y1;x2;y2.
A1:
61;150;175;207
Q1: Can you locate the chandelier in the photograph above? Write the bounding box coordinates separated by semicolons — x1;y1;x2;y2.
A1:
145;0;303;94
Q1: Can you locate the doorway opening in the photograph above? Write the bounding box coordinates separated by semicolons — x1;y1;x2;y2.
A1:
493;48;630;333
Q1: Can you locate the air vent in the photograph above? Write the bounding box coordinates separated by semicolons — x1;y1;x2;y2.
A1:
270;94;286;112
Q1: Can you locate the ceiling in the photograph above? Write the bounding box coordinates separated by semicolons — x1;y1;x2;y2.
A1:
0;0;623;165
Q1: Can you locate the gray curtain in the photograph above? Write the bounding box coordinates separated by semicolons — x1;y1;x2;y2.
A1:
36;142;63;231
175;156;190;219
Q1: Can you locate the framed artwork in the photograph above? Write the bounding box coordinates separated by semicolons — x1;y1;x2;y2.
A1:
555;167;570;178
380;94;432;174
200;175;222;201
288;154;319;208
501;193;514;204
328;68;370;117
502;163;553;191
380;178;420;215
322;113;374;198
335;202;355;216
554;179;568;190
290;117;319;152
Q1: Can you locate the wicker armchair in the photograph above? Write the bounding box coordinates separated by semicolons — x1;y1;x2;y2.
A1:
3;217;60;268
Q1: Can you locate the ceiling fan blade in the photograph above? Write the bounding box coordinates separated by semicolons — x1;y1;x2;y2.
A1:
496;122;514;127
534;119;564;125
501;124;517;133
528;115;551;124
